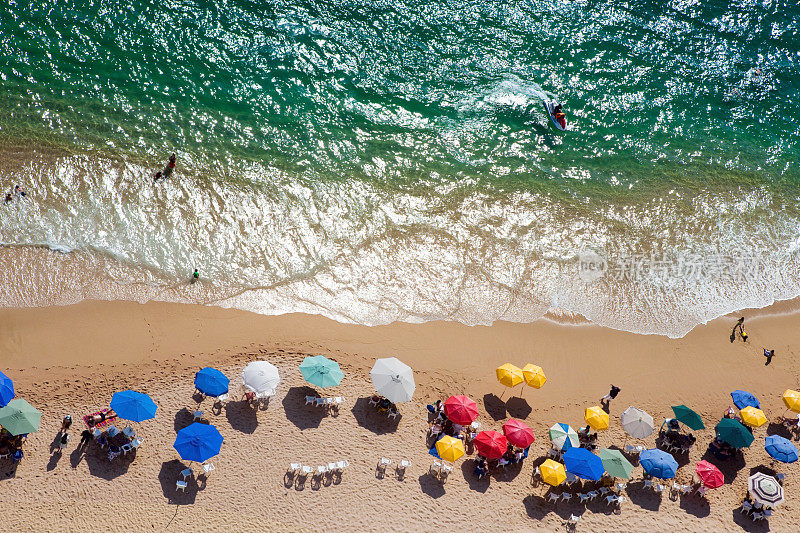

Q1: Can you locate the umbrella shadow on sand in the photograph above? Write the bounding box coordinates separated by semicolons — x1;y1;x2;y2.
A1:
283;386;326;430
505;397;532;420
460;459;490;493
730;508;770;532
625;479;663;511
700;447;746;484
417;473;445;499
0;459;18;480
174;408;196;432
351;397;400;435
678;493;710;518
482;394;506;421
159;459;198;505
225;401;259;434
84;446;134;480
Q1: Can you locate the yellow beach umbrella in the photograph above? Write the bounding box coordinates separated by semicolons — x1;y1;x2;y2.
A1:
585;406;610;430
522;364;547;389
435;435;465;463
740;406;768;427
783;389;800;413
539;458;567;486
496;363;523;388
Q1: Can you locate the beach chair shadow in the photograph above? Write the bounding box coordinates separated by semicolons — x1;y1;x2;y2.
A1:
461;459;490;493
283;386;325;430
159;460;198;504
417;473;445;499
352;397;400;435
84;447;133;480
225;400;259;434
482;393;507;421
700;448;746;484
505;397;532;420
173;408;195;432
625;479;662;511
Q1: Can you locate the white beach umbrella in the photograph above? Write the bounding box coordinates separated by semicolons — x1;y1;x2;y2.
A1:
370;357;415;403
620;406;655;439
242;361;280;394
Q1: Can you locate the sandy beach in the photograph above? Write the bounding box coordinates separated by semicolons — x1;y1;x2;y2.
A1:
1;300;798;532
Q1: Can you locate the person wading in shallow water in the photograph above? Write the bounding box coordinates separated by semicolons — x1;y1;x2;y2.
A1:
191;269;199;284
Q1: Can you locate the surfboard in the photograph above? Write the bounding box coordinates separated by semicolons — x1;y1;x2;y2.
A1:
544;100;566;131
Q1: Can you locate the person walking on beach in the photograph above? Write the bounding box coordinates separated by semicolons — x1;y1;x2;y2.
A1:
61;415;72;433
602;385;621;403
763;348;775;366
78;429;93;449
191;269;199;284
730;317;745;342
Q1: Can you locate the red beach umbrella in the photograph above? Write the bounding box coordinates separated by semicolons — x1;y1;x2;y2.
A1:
443;395;479;425
474;430;508;460
696;460;724;489
503;418;535;448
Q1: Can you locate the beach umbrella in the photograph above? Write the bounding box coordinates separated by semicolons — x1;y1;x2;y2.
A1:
731;390;760;410
563;447;605;481
443;395;479;425
598;448;634;479
194;367;229;397
549;423;579;451
496;363;523;389
782;389;800;413
765;435;799;463
740;406;768;428
299;356;343;388
474;430;507;459
639;449;678;479
584;406;610;430
0;398;41;435
716;418;755;449
748;472;784;507
671;405;705;430
110;390;157;423
522;364;547;389
620;406;654;439
242;361;280;394
503;418;535;448
0;370;14;407
173;422;223;463
370;357;415;403
695;460;724;489
540;458;566;486
435;435;465;463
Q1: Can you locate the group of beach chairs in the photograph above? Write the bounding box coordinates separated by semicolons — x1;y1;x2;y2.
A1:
287;460;349;488
94;425;143;461
176;462;216;492
376;457;412;480
305;395;344;414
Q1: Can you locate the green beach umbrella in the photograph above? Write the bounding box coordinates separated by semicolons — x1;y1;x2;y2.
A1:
0;398;42;435
598;448;634;479
299;355;344;388
671;405;705;430
716;418;755;449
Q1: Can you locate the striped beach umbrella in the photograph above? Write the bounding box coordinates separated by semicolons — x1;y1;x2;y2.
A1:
748;472;784;507
549;423;579;451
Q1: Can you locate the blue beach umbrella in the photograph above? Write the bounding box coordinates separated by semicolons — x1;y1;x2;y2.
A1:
174;422;223;463
563;447;605;481
194;367;229;397
0;370;14;407
110;390;157;422
640;449;679;479
765;435;799;464
299;355;344;388
731;390;760;410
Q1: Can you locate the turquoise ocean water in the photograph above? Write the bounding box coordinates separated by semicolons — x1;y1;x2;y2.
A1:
0;0;799;336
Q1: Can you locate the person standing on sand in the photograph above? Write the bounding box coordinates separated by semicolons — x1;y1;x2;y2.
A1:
601;385;621;403
731;317;745;342
79;429;93;448
191;269;199;284
763;348;775;366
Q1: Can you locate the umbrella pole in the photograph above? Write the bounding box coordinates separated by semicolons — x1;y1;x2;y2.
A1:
500;389;506;400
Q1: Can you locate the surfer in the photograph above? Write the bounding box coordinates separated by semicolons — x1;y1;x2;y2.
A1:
154;153;177;183
553;104;565;120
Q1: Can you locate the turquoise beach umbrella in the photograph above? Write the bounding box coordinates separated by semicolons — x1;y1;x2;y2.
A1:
299;355;344;388
716;418;754;449
0;398;41;435
671;405;705;430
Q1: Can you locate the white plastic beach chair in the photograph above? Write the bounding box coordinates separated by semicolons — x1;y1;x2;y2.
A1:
315;398;327;407
644;479;654;489
305;396;317;406
301;466;313;476
176;480;187;492
776;473;786;483
696;486;708;497
288;463;302;474
616;482;627;492
123;426;136;438
548;493;560;503
131;437;143;449
548;448;561;459
561;493;572;502
193;410;204;421
378;457;391;474
606;495;619;505
387;410;399;419
439;463;452;481
470;421;481;431
369;397;380;406
764;509;773;518
741;501;752;513
600;487;611;495
181;468;193;480
430;460;442;476
568;514;581;525
316;465;328;476
565;472;578;485
655;484;664;493
107;426;119;437
333;397;343;405
214;393;229;404
107;451;119;461
336;460;349;471
203;462;215;476
579;493;591;503
752;512;764;521
398;459;411;474
587;490;599;500
120;443;133;455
